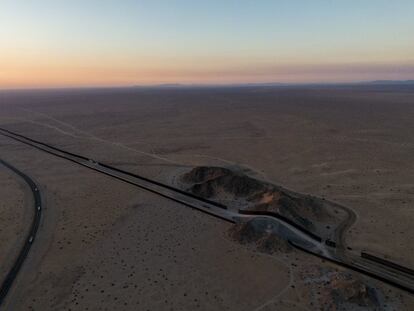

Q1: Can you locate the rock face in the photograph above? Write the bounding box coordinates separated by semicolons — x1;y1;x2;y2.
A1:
182;166;266;198
181;166;345;237
331;275;378;308
301;266;383;311
229;220;292;254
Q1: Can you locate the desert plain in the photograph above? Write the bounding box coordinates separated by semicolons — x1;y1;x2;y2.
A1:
0;84;413;310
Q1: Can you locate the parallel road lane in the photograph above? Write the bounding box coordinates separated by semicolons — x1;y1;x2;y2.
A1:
1;127;414;296
0;159;42;307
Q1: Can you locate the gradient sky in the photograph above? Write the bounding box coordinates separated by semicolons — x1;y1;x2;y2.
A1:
1;0;414;88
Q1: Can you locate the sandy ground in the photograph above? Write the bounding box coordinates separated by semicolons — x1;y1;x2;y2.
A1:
0;85;413;309
0;136;293;310
0;160;31;283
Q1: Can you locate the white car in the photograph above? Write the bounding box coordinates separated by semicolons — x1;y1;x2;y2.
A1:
29;236;34;243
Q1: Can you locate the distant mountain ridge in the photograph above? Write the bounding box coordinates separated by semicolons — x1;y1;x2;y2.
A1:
363;80;414;85
132;80;414;88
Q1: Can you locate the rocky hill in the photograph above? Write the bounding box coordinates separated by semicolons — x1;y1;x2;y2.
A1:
181;166;348;240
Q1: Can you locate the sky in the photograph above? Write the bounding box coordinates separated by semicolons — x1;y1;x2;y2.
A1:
1;0;414;88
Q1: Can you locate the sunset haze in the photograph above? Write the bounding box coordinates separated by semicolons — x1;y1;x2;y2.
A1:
1;0;414;88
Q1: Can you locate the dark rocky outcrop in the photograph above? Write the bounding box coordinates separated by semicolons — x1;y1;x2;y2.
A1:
181;166;344;237
301;266;384;311
229;220;292;254
183;166;267;198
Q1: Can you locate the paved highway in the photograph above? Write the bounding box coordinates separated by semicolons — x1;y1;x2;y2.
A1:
0;127;413;295
0;159;42;307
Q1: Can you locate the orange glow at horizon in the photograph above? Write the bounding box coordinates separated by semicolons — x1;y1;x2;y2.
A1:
1;0;414;89
2;47;414;89
2;60;414;89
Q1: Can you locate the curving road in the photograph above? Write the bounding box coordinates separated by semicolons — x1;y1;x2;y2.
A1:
0;127;413;295
0;159;42;307
332;201;357;255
